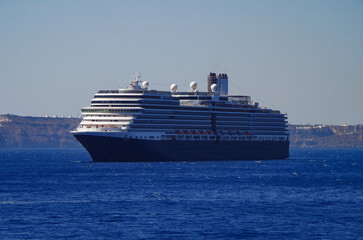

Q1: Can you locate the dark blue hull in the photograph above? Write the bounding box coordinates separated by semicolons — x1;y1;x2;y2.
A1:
74;135;289;162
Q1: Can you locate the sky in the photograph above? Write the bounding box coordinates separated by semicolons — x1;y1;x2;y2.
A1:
0;0;362;124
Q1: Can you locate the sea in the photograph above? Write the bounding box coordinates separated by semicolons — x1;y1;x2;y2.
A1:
0;148;362;240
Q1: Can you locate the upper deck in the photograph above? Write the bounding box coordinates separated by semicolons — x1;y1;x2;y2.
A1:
89;73;286;116
97;89;252;105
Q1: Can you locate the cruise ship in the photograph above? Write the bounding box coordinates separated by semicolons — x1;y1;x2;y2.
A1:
71;73;289;162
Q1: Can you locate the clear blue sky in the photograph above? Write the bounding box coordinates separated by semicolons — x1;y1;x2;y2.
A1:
0;0;362;124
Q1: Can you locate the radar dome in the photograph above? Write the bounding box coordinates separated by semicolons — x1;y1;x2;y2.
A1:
142;81;149;89
211;83;218;93
190;82;197;91
170;84;178;92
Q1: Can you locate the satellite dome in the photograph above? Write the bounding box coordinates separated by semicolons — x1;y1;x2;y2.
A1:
190;82;197;91
170;84;178;92
211;83;218;93
142;81;149;89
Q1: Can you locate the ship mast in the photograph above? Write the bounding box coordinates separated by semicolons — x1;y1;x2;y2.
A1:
130;73;142;89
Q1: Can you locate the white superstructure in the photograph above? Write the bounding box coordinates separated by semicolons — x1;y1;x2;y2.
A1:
73;73;289;143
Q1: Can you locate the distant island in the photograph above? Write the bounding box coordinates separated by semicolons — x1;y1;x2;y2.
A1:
289;124;363;148
0;114;362;148
0;114;81;148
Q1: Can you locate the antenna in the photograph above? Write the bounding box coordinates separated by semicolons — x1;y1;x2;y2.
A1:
130;72;142;89
133;73;141;82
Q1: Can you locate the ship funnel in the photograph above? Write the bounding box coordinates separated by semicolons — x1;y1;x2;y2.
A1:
217;73;228;96
207;73;218;93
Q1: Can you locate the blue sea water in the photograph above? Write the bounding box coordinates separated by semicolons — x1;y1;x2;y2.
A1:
0;148;362;240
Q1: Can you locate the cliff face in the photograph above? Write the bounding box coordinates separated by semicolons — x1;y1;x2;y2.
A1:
0;114;81;148
0;114;362;148
289;125;363;148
